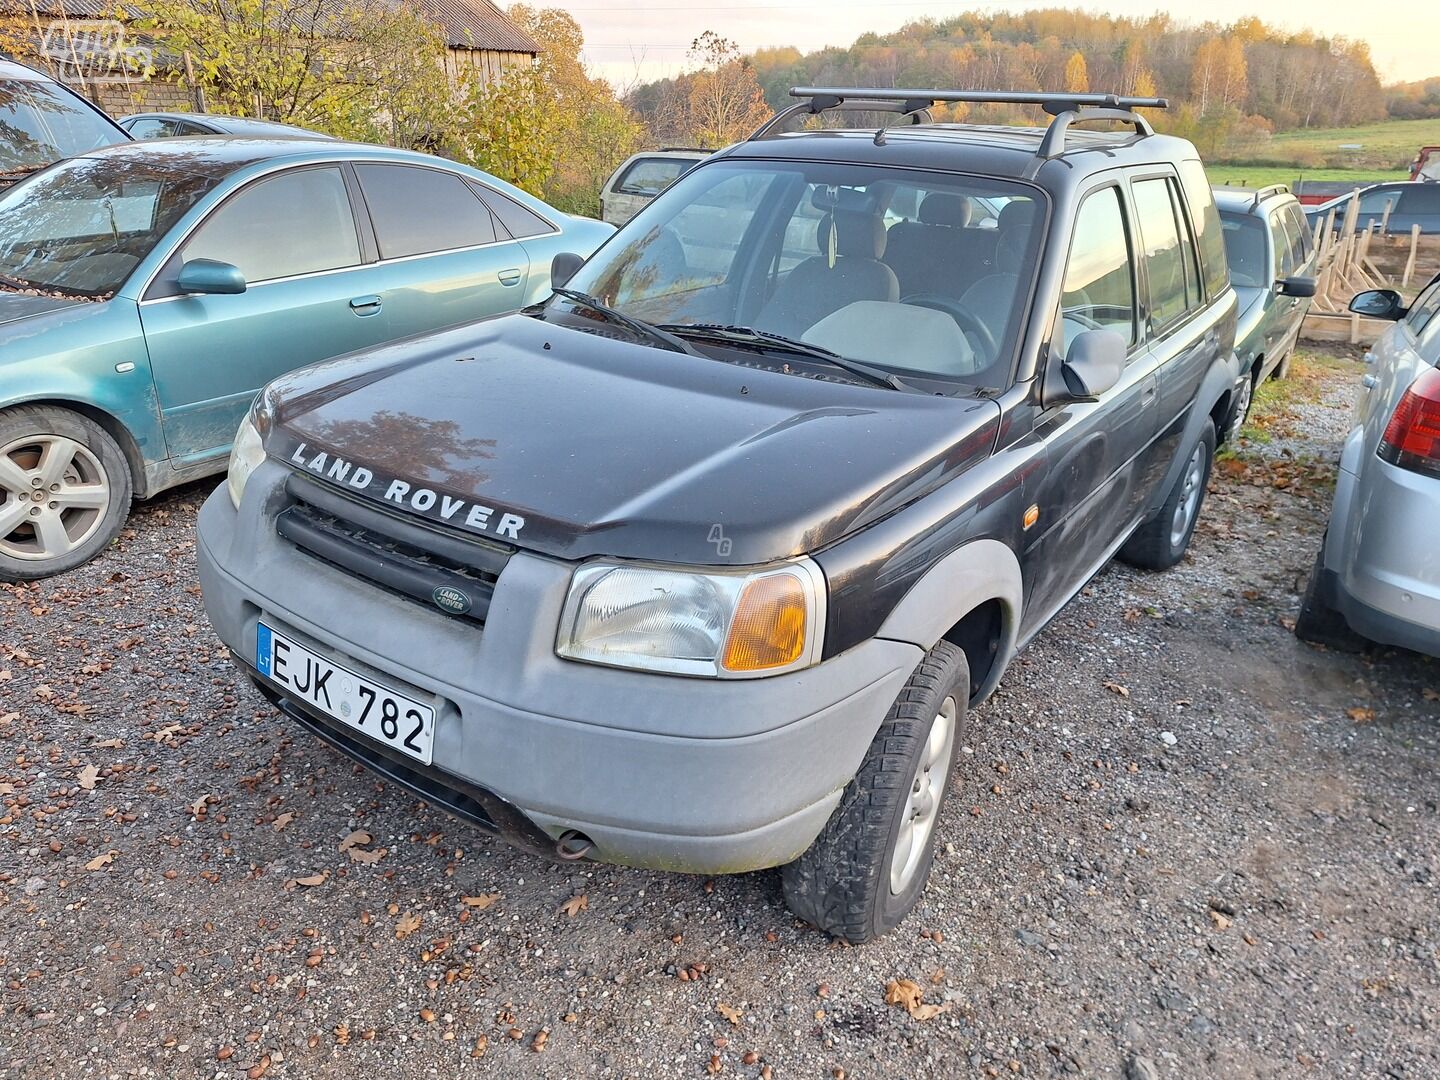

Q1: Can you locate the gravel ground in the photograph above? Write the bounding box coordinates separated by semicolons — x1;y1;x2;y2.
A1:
2;345;1437;1080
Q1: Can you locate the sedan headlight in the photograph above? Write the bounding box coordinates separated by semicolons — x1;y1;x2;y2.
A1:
556;559;826;677
226;398;271;509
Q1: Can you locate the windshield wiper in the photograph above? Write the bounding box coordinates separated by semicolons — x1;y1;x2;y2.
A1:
551;287;703;357
659;323;910;391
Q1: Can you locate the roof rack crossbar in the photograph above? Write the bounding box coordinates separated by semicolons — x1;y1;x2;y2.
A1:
752;86;1169;157
1250;183;1291;208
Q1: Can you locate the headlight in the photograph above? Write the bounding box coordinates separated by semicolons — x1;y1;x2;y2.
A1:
226;398;271;509
556;559;826;677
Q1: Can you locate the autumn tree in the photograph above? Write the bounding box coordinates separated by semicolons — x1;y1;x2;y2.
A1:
1063;51;1089;94
138;0;455;149
462;6;640;213
683;31;770;147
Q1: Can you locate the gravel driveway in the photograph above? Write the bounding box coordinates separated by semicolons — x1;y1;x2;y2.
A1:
2;346;1437;1080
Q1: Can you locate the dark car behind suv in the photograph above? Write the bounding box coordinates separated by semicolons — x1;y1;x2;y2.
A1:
198;87;1239;941
0;59;129;189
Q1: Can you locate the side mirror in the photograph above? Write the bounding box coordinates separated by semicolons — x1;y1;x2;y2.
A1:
1349;288;1405;320
177;258;246;295
1052;329;1126;402
1278;276;1317;299
550;251;584;290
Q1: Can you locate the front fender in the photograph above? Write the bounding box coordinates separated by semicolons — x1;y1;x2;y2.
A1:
875;537;1023;702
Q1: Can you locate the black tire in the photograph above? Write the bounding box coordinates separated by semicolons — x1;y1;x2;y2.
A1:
0;405;132;582
1273;346;1294;380
1294;547;1364;651
781;641;968;943
1223;368;1257;444
1119;421;1215;571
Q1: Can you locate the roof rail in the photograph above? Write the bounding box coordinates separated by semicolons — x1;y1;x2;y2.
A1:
751;86;1169;160
1250;183;1291;207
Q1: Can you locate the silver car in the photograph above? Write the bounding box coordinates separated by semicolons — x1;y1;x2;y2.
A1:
1296;274;1440;655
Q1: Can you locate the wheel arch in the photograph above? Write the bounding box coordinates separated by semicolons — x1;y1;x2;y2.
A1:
874;537;1023;706
2;398;148;497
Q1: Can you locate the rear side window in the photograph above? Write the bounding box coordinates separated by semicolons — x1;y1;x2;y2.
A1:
473;185;554;239
1132;177;1196;329
1399;184;1440;215
1062;185;1136;344
1283;203;1314;263
126;117;185;139
183;166;360;283
1177;159;1228;299
356;164;496;258
613;157;691;196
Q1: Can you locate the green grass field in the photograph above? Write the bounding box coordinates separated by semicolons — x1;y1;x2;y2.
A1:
1211;116;1440;189
1206;164;1408;189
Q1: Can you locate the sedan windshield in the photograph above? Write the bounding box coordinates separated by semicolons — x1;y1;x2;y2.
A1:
0;155;222;298
1;78;126;174
561;159;1045;389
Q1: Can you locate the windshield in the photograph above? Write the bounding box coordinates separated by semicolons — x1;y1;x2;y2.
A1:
0;154;223;298
1;78;126;175
1219;211;1268;289
563;159;1046;388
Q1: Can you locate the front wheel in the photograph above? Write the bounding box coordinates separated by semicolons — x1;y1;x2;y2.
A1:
1119;421;1215;571
0;406;132;581
781;641;968;942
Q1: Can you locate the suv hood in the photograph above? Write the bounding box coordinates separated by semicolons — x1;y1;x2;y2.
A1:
265;314;1000;565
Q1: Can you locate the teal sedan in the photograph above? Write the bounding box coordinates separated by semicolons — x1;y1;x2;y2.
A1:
0;138;613;579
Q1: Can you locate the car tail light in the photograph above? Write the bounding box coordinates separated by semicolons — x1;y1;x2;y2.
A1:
1378;366;1440;478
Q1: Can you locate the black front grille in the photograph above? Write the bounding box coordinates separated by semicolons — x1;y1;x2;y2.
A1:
278;473;512;624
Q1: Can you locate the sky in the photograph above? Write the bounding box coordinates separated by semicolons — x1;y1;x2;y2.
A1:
571;0;1440;90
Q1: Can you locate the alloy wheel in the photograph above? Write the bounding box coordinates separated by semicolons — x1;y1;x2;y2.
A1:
889;695;957;895
1168;441;1207;550
0;435;112;562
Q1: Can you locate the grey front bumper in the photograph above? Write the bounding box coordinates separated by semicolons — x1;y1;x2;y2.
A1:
196;465;922;874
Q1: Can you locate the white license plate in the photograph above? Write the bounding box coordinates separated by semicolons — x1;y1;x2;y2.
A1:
256;622;435;765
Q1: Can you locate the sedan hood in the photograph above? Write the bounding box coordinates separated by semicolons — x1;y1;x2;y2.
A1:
0;291;88;328
265;314;999;565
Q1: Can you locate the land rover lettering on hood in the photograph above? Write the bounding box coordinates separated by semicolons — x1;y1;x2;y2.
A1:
198;86;1238;942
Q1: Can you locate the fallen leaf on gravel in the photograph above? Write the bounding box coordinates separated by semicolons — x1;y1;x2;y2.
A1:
85;850;118;871
885;977;949;1021
95;738;123;749
717;1003;743;1026
347;845;386;865
339;830;372;852
1423;688;1438;702
462;893;501;910
1103;681;1130;697
1346;707;1375;724
77;764;99;790
190;793;214;817
290;873;327;888
395;913;422;938
559;894;589;917
1209;910;1233;931
273;812;295;831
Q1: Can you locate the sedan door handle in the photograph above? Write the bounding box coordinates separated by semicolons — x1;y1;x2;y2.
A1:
349;294;383;315
497;269;523;287
1361;374;1379;389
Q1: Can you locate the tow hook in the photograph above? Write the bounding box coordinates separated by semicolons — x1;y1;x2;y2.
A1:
555;830;594;861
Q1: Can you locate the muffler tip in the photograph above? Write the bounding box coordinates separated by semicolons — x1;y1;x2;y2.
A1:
555;829;594;861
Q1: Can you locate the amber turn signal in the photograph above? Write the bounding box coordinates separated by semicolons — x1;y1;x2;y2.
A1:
722;573;808;672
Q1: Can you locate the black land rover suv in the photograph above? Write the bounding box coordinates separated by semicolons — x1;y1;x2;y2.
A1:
198;88;1239;942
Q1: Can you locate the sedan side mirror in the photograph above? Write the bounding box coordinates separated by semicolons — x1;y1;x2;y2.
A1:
1050;329;1126;403
177;258;247;295
1278;276;1317;299
550;251;584;290
1349;288;1406;320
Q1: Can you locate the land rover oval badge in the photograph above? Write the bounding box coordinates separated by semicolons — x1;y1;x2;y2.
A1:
432;585;472;615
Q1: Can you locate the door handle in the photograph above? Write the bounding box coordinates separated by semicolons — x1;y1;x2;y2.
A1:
349;294;383;316
1361;374;1379;389
498;269;523;287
